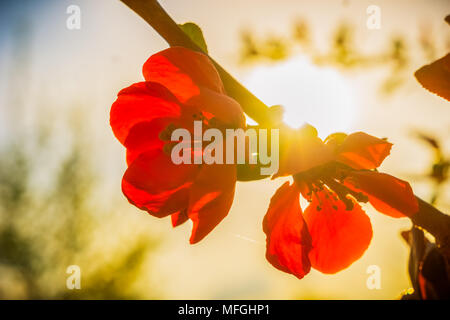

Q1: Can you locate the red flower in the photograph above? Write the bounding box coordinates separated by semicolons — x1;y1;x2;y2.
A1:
264;130;419;278
110;47;245;244
414;17;450;102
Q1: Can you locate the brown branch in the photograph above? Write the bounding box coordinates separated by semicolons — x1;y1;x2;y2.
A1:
119;0;450;255
120;0;274;126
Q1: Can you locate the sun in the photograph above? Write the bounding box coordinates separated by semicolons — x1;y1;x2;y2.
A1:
243;55;357;139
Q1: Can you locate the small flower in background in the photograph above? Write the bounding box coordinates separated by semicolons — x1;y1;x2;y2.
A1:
264;130;418;278
110;47;245;244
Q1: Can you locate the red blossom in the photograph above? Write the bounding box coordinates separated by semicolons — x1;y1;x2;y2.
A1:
263;182;312;279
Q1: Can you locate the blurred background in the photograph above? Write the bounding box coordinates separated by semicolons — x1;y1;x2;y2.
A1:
0;0;449;299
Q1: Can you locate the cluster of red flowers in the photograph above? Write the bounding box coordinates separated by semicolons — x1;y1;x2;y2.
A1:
110;47;419;278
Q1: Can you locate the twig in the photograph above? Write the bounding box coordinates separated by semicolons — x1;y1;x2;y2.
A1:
118;0;450;257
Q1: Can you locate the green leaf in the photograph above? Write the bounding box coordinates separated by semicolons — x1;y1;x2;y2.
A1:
178;22;208;53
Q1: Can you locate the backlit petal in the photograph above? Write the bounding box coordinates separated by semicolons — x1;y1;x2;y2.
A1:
122;149;198;217
186;86;245;128
275;125;333;178
143;47;225;102
124;119;168;165
335;132;392;170
110;82;180;145
171;210;189;227
187;164;237;244
344;170;419;218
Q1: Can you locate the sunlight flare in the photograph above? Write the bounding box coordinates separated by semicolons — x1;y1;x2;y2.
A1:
244;55;357;138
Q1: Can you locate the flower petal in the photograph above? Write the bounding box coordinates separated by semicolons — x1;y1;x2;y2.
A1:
171;210;189;228
186;86;245;128
414;53;450;101
304;189;373;274
187;164;236;244
334;132;392;170
143;47;225;102
263;182;312;279
122;149;199;217
110;82;181;145
275;125;333;178
344;170;419;218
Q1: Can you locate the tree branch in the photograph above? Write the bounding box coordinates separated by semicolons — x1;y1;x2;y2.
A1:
119;0;450;255
413;197;450;253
